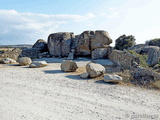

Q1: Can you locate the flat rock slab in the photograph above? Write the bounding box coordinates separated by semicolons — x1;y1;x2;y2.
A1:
93;59;114;67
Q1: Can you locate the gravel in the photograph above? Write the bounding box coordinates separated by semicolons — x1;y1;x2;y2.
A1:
0;58;160;120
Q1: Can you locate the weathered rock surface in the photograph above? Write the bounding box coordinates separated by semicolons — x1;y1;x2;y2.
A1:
75;30;112;57
93;59;115;67
0;48;22;60
76;31;93;56
127;44;147;53
29;61;48;68
38;52;50;58
32;39;48;52
80;73;89;79
90;30;112;50
20;39;49;59
132;67;160;85
48;32;75;57
104;74;122;83
61;60;78;72
47;30;112;59
140;46;160;66
20;48;41;59
86;62;105;78
0;58;17;64
66;49;75;60
109;50;139;69
92;47;112;60
18;57;32;66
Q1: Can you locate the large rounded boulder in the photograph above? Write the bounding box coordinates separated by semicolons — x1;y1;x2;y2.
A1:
75;30;112;56
18;57;32;66
48;32;75;57
86;62;105;78
61;60;78;72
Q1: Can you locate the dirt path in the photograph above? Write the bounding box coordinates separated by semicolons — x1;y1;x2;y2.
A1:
0;59;160;120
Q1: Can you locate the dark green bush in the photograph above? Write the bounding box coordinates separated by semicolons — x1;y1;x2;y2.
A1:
128;50;148;68
146;38;160;47
115;34;136;50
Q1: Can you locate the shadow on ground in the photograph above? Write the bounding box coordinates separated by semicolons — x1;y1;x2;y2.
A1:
95;80;118;85
43;70;64;74
65;74;90;80
6;64;19;66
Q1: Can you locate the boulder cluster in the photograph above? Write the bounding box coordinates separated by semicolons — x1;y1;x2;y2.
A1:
60;60;123;83
48;30;112;60
0;30;160;86
17;57;48;68
0;57;48;68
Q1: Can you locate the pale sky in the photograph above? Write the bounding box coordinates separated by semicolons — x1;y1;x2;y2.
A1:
0;0;160;45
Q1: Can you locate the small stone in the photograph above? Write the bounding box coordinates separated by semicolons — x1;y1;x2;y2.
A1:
29;61;48;68
80;73;89;78
104;74;122;83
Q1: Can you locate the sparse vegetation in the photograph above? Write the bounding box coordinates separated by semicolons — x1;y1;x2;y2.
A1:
128;50;148;68
150;80;160;90
115;34;136;50
0;48;14;53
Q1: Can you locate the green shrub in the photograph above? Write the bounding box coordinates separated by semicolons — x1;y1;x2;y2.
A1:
115;34;136;50
146;38;160;47
128;50;148;68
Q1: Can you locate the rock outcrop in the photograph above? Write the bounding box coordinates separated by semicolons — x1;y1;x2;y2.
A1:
132;67;160;85
32;39;48;52
75;30;112;57
92;47;112;60
20;39;49;59
127;44;147;54
75;31;93;56
109;50;139;69
140;46;160;66
61;60;78;72
90;30;112;50
0;48;22;60
48;32;75;57
29;61;48;68
20;48;42;59
18;57;32;66
47;30;112;59
86;62;106;78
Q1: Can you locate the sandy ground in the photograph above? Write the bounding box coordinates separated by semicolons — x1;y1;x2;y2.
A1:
0;58;160;120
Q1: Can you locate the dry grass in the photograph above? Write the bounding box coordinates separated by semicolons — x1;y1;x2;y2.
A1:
0;48;14;52
70;66;136;85
146;81;160;90
75;67;87;74
68;67;87;76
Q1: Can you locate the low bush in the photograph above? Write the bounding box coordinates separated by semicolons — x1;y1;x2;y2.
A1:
128;50;148;68
114;34;136;50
